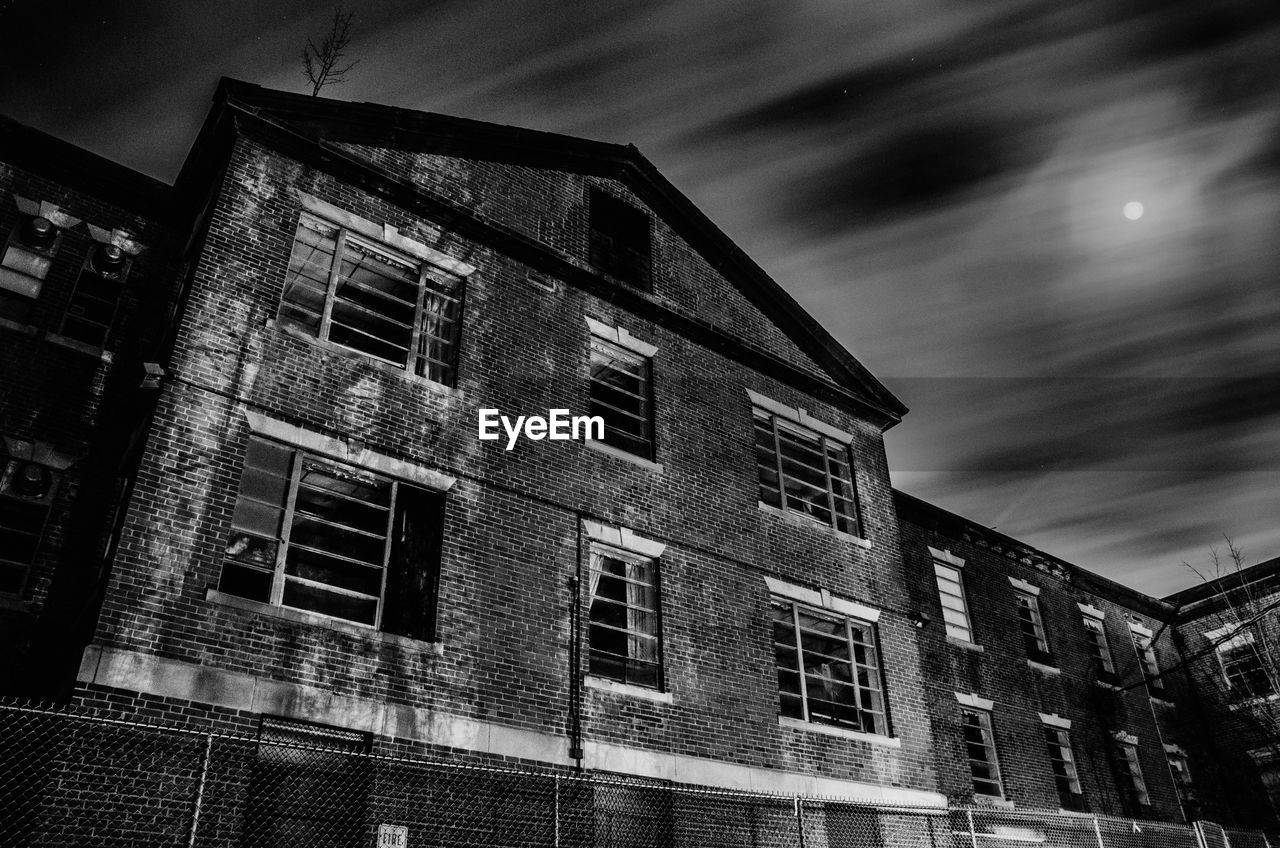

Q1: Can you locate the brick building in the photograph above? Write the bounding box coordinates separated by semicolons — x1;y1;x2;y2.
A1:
896;493;1211;823
1166;555;1280;830
1;77;1277;842
0;115;178;697
11;78;942;808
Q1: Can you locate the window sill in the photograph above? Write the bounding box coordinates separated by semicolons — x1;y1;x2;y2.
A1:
948;636;984;652
0;317;113;362
584;675;673;704
584;438;664;471
269;319;461;398
756;501;871;547
972;794;1015;809
205;588;443;654
777;716;900;748
1027;659;1062;676
1093;679;1124;692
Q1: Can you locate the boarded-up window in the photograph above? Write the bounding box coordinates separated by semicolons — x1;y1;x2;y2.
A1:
244;717;370;848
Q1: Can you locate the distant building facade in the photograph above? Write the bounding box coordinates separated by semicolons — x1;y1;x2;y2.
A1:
0;78;1276;838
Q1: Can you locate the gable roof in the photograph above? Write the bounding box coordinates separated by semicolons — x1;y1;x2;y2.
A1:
183;78;906;427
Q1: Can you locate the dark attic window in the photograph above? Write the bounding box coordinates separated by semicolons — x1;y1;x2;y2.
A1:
589;189;651;290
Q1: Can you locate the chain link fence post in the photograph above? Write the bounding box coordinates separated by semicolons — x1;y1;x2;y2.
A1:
1094;814;1108;848
186;732;213;848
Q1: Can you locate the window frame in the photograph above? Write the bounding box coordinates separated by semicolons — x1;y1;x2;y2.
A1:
1215;629;1275;698
771;596;888;736
1115;740;1151;809
0;450;60;598
588;334;655;460
586;543;664;690
1043;725;1084;808
1130;628;1165;693
219;436;421;630
1015;589;1052;664
59;242;133;348
278;211;464;386
961;706;1005;798
1165;748;1195;808
753;406;862;536
588;188;652;290
1082;615;1116;677
934;561;974;643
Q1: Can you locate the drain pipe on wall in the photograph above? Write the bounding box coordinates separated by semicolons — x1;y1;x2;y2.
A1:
568;516;585;770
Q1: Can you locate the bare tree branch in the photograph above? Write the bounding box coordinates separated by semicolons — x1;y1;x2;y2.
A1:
302;5;361;97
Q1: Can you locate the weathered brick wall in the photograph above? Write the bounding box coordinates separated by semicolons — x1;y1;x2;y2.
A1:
1174;592;1280;828
0;158;175;692
334;142;833;383
897;497;1201;821
86;133;936;792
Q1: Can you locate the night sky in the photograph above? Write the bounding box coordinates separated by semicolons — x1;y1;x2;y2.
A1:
2;0;1278;596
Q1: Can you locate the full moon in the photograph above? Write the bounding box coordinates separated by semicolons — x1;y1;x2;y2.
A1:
1123;201;1144;220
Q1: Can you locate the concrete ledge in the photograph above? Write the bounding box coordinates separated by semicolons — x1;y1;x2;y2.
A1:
757;501;871;547
76;644;946;807
242;405;456;490
1027;659;1061;676
206;589;444;654
947;637;984;652
778;716;901;748
584;438;664;472
585;675;673;704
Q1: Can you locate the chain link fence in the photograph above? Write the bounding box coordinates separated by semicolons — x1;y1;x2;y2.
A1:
0;700;1272;848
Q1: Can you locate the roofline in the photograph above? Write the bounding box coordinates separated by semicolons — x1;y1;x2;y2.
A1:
892;489;1178;618
0;115;172;218
1164;553;1280;612
206;78;907;424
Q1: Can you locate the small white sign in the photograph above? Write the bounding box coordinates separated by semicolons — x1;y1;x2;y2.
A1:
377;824;408;848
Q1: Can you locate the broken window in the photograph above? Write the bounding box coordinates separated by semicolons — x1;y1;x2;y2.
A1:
1130;629;1165;694
1166;749;1196;810
588;336;653;459
219;435;445;637
934;561;973;643
1114;741;1151;811
1016;590;1053;664
1083;615;1116;678
0;443;59;597
243;717;371;848
772;598;887;735
588;546;661;688
1217;629;1274;698
60;243;131;348
279;212;463;385
1044;726;1084;810
589;189;651;289
754;407;860;535
961;707;1004;798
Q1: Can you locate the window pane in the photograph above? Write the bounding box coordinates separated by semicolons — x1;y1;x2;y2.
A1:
589;338;652;457
589;550;660;688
